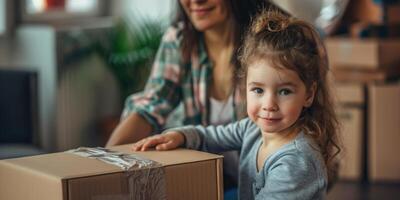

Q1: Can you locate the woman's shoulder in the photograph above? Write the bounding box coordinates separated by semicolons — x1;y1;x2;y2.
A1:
161;22;185;44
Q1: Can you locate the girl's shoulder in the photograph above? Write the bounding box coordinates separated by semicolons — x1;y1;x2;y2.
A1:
264;132;326;172
292;132;324;162
256;134;328;199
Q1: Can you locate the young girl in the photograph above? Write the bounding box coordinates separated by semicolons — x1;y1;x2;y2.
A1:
132;10;340;200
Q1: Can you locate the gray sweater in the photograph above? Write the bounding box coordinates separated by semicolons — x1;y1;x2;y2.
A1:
170;117;327;200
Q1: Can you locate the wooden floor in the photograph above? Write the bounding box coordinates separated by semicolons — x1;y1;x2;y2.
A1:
327;181;400;200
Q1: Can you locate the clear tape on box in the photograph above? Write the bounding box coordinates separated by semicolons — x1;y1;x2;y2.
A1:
68;147;166;200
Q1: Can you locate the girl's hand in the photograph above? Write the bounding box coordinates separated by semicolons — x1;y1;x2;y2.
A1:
132;131;185;151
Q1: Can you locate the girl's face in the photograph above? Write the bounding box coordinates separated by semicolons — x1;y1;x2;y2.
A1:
179;0;231;31
246;60;315;135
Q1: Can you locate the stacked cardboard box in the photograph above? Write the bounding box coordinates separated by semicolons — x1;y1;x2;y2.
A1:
368;84;400;182
332;83;365;181
343;0;400;38
345;0;400;25
326;38;400;70
326;36;400;182
326;37;400;83
0;145;223;200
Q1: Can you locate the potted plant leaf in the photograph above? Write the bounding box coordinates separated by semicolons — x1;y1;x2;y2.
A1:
95;16;165;144
96;16;164;102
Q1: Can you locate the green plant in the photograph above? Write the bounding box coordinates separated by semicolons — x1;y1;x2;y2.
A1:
96;16;164;102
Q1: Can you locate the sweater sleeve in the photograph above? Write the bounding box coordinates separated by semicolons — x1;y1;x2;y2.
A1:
168;118;253;153
255;153;327;200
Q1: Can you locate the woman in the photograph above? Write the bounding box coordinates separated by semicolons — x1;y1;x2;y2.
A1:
106;0;270;193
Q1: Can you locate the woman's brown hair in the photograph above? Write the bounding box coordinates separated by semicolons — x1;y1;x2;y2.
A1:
239;9;341;183
172;0;271;68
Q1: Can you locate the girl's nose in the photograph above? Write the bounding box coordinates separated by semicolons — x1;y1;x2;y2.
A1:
262;95;279;112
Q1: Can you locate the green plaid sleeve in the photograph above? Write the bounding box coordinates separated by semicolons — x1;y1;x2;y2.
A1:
122;26;184;131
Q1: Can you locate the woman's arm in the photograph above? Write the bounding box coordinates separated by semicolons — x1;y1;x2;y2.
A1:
105;113;153;147
106;26;184;147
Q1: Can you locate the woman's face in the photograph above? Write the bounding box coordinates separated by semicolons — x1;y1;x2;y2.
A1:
179;0;232;31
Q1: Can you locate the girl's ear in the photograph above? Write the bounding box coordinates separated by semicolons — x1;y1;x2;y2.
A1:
304;82;317;107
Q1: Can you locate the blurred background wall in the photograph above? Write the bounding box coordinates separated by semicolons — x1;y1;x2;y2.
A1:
0;0;173;155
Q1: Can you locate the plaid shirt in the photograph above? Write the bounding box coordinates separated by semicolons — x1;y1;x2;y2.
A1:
122;24;246;131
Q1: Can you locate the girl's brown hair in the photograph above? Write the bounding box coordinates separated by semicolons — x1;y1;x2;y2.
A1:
239;9;341;182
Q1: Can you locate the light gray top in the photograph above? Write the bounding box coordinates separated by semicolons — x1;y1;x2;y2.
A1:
209;94;234;125
169;117;327;200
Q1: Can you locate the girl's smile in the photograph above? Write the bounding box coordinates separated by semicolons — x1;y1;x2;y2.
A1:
258;117;282;123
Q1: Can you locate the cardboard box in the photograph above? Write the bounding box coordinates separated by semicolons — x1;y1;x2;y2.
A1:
345;0;400;25
325;38;400;70
349;22;400;38
333;83;365;180
0;145;223;200
333;83;365;104
369;83;400;182
331;67;400;83
337;107;364;180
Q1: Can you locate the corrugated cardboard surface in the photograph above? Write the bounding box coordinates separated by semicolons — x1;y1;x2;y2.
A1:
337;107;364;180
0;146;223;200
331;67;400;83
332;83;364;180
333;83;364;104
369;84;400;182
325;38;400;69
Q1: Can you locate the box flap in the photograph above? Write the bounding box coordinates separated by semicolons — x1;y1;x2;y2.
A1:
1;148;222;180
111;145;223;166
1;152;122;180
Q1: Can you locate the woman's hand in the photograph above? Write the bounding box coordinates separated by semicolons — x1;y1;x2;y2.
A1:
132;131;185;151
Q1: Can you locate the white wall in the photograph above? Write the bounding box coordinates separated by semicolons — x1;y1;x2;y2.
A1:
271;0;323;25
0;25;57;151
111;0;175;24
0;0;5;34
0;24;121;152
0;0;172;152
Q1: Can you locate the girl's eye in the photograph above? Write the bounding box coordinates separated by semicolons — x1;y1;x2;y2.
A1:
278;89;292;96
251;87;263;94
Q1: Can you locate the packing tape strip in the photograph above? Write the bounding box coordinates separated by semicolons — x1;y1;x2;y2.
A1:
68;147;167;200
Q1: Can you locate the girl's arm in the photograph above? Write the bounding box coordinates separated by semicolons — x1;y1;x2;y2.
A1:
178;118;252;153
132;131;185;151
132;118;253;153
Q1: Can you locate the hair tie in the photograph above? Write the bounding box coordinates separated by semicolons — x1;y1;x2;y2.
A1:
252;11;292;34
267;19;289;32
